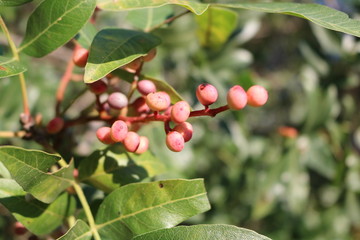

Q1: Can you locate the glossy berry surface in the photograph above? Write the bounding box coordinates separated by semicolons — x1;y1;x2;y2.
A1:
146;91;171;111
135;136;149;154
96;127;115;144
87;80;107;95
132;97;150;114
110;120;128;142
46;117;64;134
108;92;128;109
196;83;218;106
247;85;268;107
166;131;185;152
73;46;89;68
171;101;191;124
124;131;140;152
173;122;193;142
227;85;247;110
137;80;156;96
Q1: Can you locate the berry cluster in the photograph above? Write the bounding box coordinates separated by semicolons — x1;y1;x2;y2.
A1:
46;46;269;153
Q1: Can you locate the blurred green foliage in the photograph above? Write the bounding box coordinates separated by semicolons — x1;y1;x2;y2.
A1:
1;1;360;239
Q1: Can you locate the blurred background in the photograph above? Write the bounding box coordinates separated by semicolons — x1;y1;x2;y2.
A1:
1;0;360;239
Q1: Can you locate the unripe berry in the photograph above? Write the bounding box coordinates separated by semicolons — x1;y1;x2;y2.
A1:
46;117;65;134
196;83;218;106
124;131;140;152
135;136;149;154
146;91;171;111
173;122;193;142
247;85;268;107
87;80;107;95
96;127;115;144
108;92;128;109
166;131;185;152
143;48;157;62
227;85;247;110
132;97;150;114
13;222;27;235
171;101;191;124
110;120;128;142
73;46;89;68
137;80;156;95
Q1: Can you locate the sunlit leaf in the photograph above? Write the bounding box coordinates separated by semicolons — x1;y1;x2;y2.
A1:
57;220;91;240
84;29;161;83
0;179;76;235
0;146;74;203
95;179;210;239
133;224;271;240
0;56;26;78
19;0;96;57
126;6;173;31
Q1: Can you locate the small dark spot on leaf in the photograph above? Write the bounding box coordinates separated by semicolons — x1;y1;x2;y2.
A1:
159;183;164;188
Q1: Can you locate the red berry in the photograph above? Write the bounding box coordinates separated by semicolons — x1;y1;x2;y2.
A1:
73;46;89;68
110;120;128;142
247;85;268;107
173;122;193;142
87;80;107;95
137;80;156;95
166;131;185;152
132;97;150;114
96;127;115;144
227;85;247;110
108;92;128;109
124;58;143;72
146;91;171;111
73;169;79;178
46;117;64;134
196;83;218;106
171;101;191;124
143;48;157;62
13;222;27;235
135;136;149;154
124;131;140;152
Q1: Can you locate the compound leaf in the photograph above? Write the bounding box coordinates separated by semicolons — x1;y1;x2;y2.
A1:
19;0;96;57
95;179;210;239
0;56;27;78
58;220;92;240
0;146;74;203
133;224;271;240
84;28;161;83
0;179;76;235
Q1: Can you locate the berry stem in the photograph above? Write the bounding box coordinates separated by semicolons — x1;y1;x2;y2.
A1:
147;10;191;32
164;120;171;134
56;58;75;116
0;16;30;117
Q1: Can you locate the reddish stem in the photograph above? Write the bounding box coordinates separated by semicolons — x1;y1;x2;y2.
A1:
55;59;75;116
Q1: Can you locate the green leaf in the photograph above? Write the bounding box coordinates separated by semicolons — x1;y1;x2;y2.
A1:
112;69;184;104
74;22;97;49
217;2;360;38
84;28;161;83
126;6;173;31
95;179;210;239
0;146;74;203
133;224;271;240
58;220;92;240
0;179;76;235
78;144;166;193
195;7;237;48
19;0;96;57
0;0;32;6
97;0;209;15
0;56;27;78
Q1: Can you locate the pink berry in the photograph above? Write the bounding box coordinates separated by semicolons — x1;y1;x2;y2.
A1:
46;117;64;134
132;97;150;114
108;92;128;109
124;131;140;152
87;80;107;95
146;91;171;111
110;120;128;142
171;101;191;124
166;131;185;152
73;169;79;178
143;48;157;62
137;80;157;95
173;122;193;142
96;127;115;144
13;222;27;235
196;83;218;106
135;136;149;154
73;46;89;68
247;85;268;107
227;85;247;110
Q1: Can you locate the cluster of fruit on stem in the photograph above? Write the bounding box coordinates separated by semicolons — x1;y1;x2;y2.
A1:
46;45;269;153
